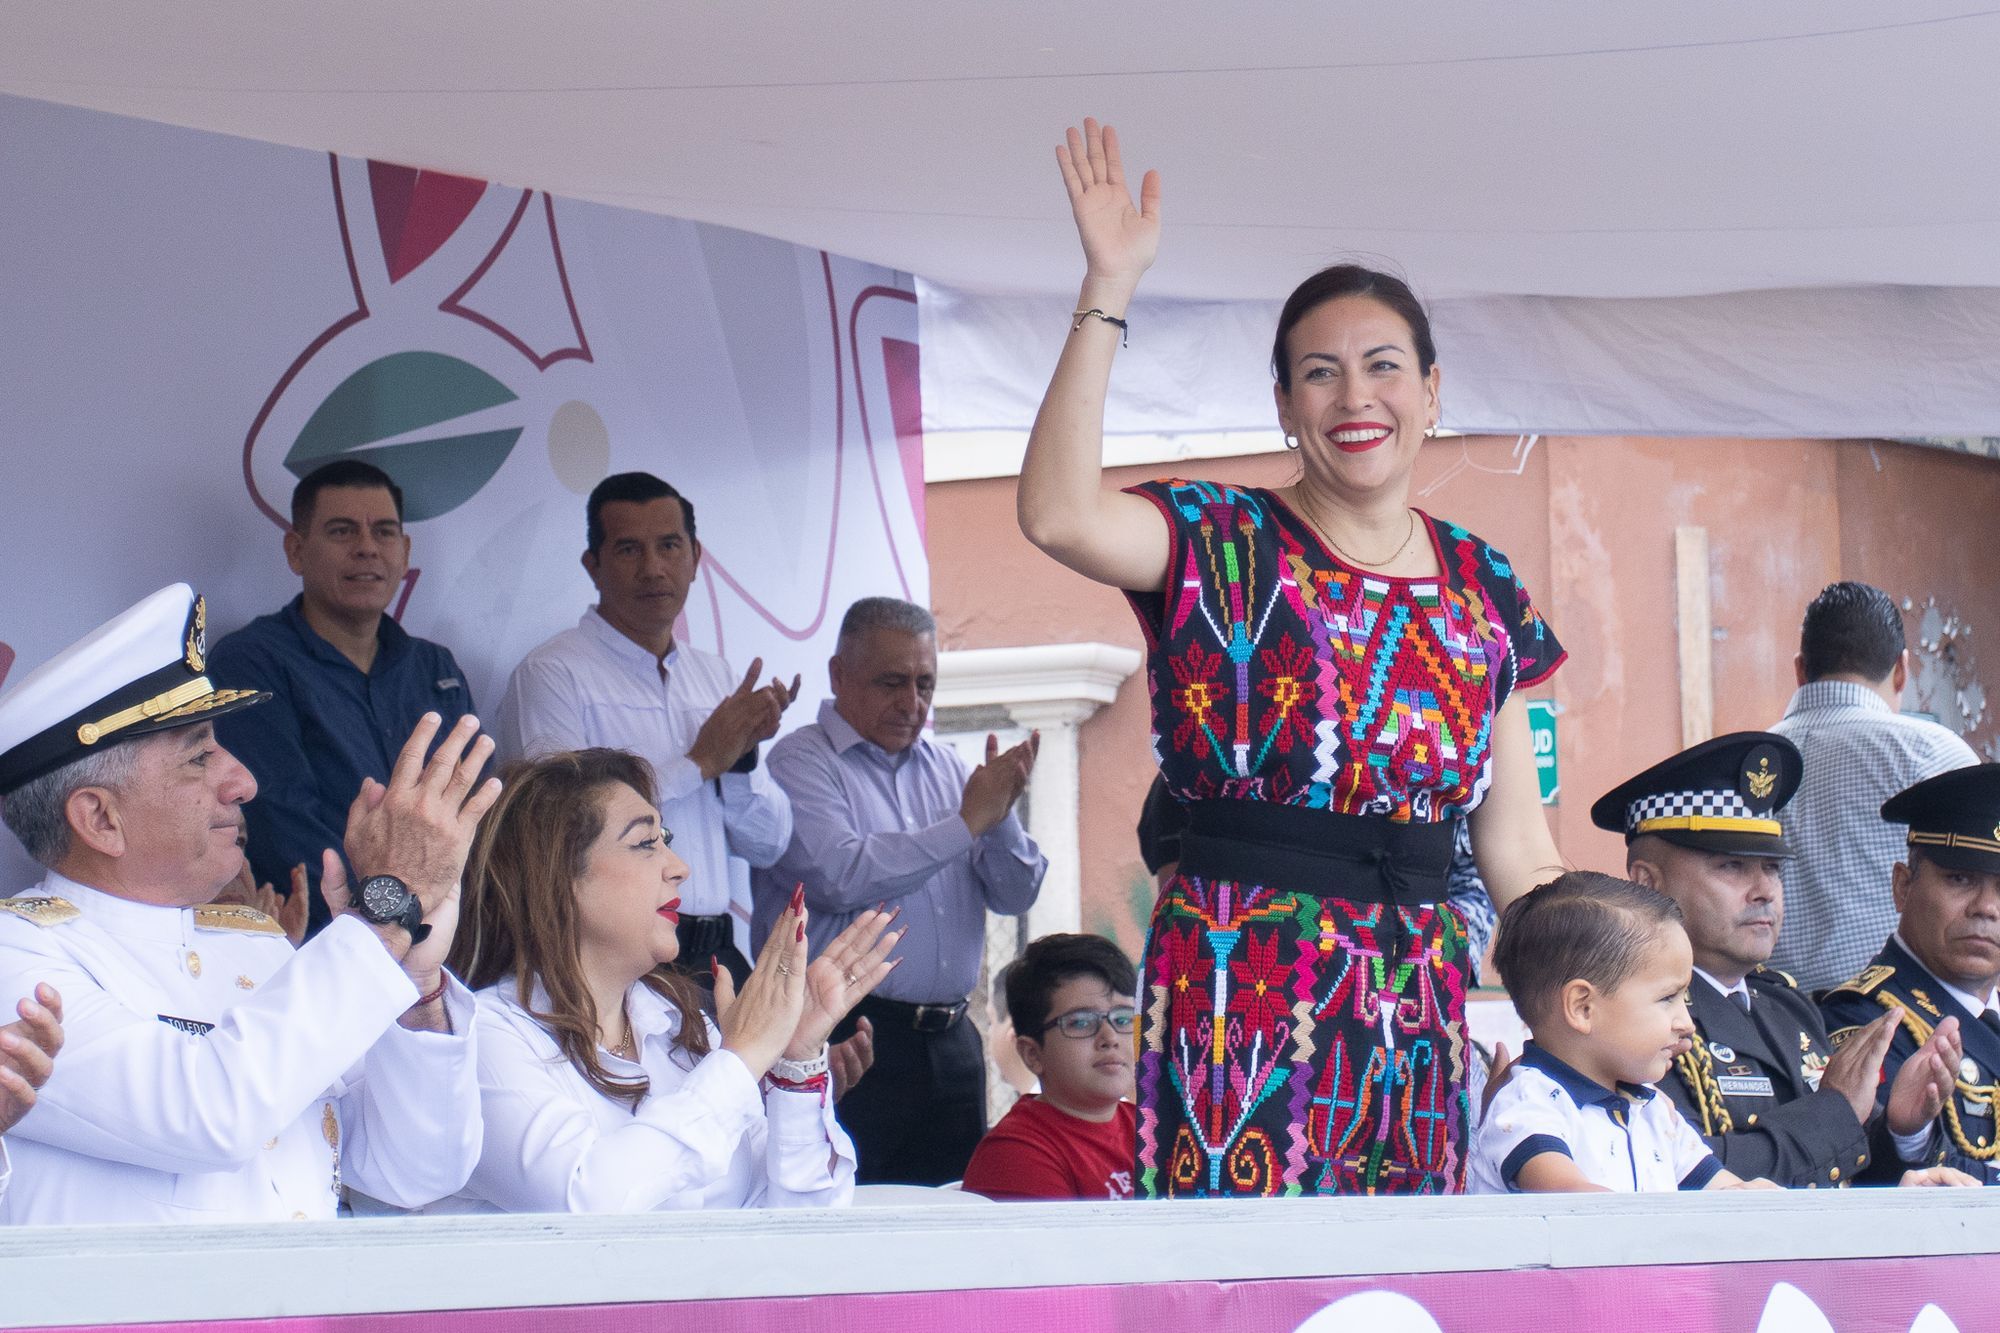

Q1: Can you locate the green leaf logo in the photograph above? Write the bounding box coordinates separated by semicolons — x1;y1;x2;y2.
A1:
285;351;523;521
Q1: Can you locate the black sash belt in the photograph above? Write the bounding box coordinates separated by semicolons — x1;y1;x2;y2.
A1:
1178;800;1454;907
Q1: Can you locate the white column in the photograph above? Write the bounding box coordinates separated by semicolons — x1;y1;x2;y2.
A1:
933;641;1144;1123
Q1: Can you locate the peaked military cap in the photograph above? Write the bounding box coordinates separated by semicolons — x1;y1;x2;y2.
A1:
1590;731;1803;858
0;584;268;794
1884;763;2000;876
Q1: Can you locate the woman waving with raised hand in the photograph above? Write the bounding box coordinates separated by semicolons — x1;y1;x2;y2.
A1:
1020;119;1568;1198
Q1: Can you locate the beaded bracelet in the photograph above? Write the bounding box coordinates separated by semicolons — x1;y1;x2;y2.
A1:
413;977;449;1009
1070;307;1129;347
770;1048;830;1082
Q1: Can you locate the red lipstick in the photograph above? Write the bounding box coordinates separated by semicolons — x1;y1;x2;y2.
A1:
657;897;681;924
1329;420;1394;454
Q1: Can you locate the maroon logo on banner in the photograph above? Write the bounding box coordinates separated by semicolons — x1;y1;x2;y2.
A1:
239;158;597;620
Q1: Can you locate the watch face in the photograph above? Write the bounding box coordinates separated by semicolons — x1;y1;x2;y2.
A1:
360;876;408;921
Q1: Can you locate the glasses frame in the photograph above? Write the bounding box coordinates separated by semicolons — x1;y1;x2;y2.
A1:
1040;1005;1138;1040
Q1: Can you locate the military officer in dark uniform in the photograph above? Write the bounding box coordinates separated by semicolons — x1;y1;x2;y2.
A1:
1823;764;2000;1183
1595;733;1963;1188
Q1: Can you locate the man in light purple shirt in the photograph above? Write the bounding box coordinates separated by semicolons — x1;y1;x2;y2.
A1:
756;597;1045;1184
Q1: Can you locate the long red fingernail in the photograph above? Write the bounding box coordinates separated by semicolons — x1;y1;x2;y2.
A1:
790;884;804;913
797;922;805;942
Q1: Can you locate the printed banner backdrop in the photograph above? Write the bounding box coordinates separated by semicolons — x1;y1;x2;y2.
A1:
0;93;926;893
9;1258;1986;1333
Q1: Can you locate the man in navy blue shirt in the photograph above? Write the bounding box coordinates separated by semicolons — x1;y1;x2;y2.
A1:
209;460;475;937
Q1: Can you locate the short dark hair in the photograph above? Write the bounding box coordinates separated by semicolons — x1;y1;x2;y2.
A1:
585;472;697;554
1799;581;1905;683
1005;933;1137;1039
291;459;404;530
1272;264;1438;391
1493;871;1684;1031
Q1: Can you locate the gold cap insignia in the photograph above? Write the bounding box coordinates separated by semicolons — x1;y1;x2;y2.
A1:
184;596;207;674
1746;757;1776;800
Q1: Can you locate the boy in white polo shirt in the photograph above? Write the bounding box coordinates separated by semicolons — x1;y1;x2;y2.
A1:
1470;871;1779;1194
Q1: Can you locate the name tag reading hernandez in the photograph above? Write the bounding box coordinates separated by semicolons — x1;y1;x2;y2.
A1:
1716;1074;1775;1098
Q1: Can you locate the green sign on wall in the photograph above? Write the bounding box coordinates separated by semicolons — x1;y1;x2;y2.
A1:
1526;699;1559;805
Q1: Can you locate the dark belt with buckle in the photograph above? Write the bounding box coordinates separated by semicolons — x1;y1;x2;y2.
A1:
860;994;969;1033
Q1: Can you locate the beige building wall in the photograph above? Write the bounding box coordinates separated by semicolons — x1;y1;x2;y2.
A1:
927;437;2000;957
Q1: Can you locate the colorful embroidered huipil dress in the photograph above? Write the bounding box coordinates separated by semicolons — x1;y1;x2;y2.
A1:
1124;480;1564;1196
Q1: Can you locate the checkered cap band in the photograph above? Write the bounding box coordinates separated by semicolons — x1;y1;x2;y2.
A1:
1626;789;1756;834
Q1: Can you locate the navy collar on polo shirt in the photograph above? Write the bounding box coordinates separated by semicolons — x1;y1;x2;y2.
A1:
1519;1041;1656;1109
281;595;410;674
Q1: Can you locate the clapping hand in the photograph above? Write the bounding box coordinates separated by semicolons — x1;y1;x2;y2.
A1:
1056;118;1161;287
714;888;811;1080
960;732;1039;837
1821;1007;1900;1125
689;657;801;781
830;1018;874;1102
337;713;500;1019
1886;1014;1961;1136
786;904;904;1061
0;984;62;1137
216;862;309;947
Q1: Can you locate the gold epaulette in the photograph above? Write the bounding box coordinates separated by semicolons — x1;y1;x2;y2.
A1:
1825;963;1896;1001
1674;1033;1732;1136
0;897;80;927
1861;993;2000;1163
1752;964;1798;990
193;904;285;935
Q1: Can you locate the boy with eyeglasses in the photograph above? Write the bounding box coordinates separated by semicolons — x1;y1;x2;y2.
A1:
961;933;1137;1200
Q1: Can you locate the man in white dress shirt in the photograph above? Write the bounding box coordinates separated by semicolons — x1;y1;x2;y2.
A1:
0;583;496;1224
498;472;797;986
0;983;63;1205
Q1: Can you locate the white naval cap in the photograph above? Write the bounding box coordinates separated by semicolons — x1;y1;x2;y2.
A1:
0;583;268;794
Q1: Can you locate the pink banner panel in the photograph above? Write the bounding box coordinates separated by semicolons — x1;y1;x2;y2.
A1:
21;1255;1985;1333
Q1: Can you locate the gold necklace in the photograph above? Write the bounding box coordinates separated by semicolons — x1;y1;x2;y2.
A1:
606;1001;636;1060
1314;506;1416;568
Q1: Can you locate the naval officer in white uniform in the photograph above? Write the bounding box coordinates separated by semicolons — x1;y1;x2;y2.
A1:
0;583;498;1224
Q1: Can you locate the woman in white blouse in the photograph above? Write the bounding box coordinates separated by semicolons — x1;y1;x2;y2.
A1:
444;748;901;1212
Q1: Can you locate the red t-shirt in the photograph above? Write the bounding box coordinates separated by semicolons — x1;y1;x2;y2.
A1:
961;1096;1136;1201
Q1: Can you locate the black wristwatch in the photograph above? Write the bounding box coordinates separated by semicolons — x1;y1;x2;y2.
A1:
356;874;431;945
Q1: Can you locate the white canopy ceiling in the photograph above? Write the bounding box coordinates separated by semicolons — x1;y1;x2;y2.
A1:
5;2;1998;302
5;2;2000;436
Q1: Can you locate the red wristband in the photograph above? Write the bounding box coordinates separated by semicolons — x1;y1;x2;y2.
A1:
413;977;448;1008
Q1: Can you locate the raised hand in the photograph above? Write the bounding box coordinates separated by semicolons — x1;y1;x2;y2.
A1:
1886;1014;1961;1136
714;887;811;1080
0;984;63;1136
343;712;500;922
1056;118;1161;286
960;731;1039;837
688;657;792;780
1821;1006;1899;1124
787;906;904;1060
